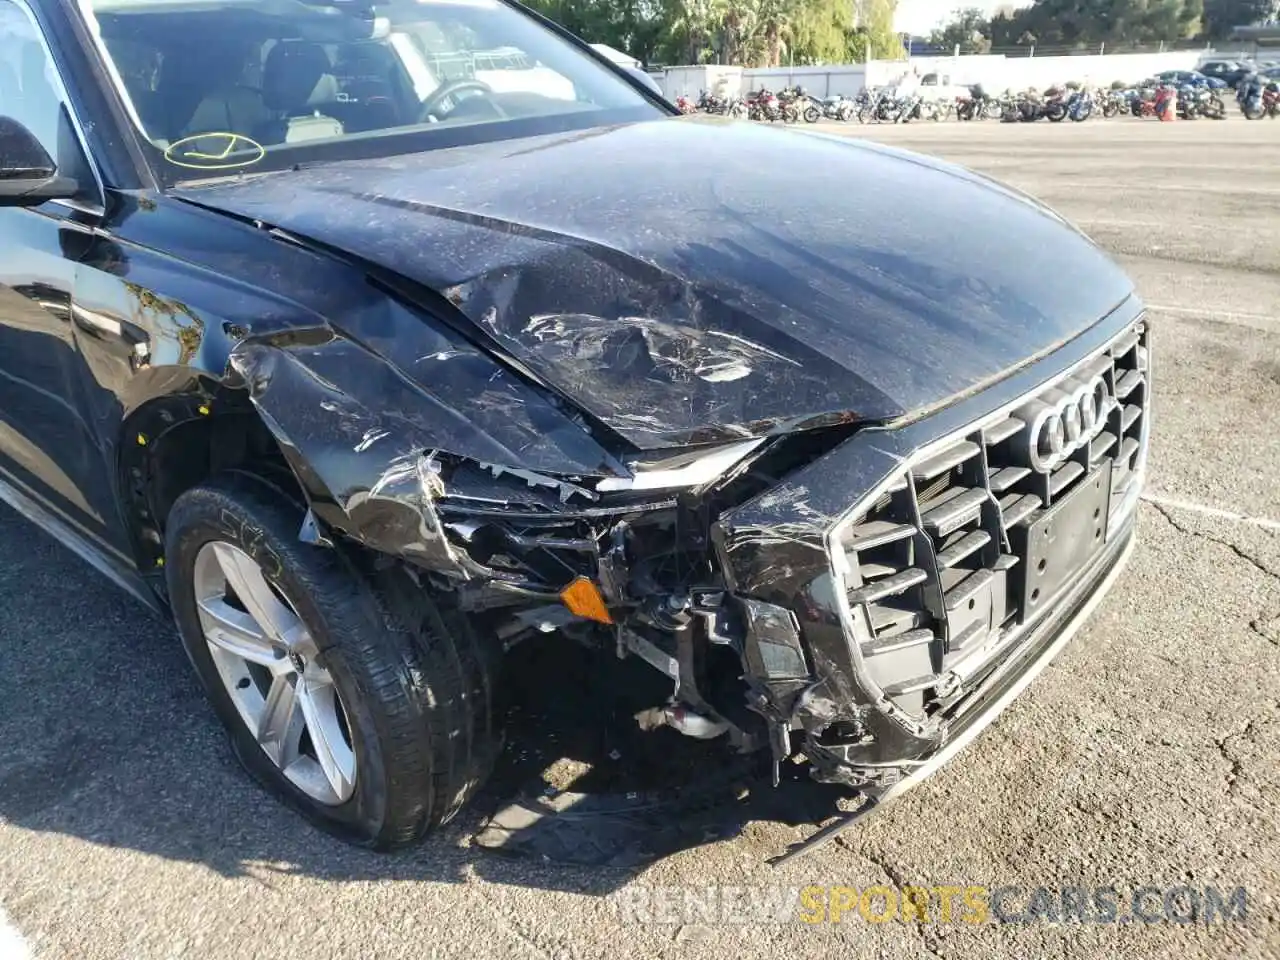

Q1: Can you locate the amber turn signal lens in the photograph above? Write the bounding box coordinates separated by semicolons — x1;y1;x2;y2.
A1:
559;576;613;625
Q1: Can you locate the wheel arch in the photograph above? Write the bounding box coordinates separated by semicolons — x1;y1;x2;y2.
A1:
117;377;311;589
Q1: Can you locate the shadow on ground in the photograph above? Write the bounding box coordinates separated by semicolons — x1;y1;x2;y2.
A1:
0;508;848;895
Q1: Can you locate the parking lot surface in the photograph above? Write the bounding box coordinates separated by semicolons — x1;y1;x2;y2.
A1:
1;117;1278;960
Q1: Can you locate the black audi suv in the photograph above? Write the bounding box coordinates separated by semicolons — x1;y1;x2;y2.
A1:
0;0;1148;849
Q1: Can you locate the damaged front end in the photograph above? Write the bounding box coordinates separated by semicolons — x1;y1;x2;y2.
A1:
223;294;1148;817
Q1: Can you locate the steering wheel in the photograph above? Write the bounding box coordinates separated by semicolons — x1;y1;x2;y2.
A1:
418;79;497;121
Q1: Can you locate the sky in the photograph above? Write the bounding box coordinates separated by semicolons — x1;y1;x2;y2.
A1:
892;0;1022;37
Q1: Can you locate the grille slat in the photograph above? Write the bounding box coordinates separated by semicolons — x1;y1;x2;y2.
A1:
912;441;981;481
1050;461;1086;497
1121;404;1142;432
999;492;1041;528
863;628;935;658
935;530;992;569
989;466;1030;492
982;416;1024;445
920;487;987;537
1115;369;1144;399
859;562;898;580
1111;328;1141;356
837;319;1149;723
869;603;928;635
944;568;994;611
849;567;928;605
1091;431;1117;461
845;520;915;551
882;674;938;696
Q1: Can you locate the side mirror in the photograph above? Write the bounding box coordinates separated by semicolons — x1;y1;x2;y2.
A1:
0;116;77;207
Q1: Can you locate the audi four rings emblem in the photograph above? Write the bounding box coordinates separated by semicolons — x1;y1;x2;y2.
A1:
1027;375;1113;473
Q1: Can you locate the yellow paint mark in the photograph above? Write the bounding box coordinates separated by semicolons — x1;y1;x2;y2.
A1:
163;133;266;171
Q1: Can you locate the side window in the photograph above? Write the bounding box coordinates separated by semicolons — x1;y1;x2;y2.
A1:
0;0;67;163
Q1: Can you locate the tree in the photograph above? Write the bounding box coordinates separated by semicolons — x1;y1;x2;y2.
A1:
664;0;726;63
847;0;905;60
984;0;1204;49
1203;0;1278;37
931;7;993;53
527;0;903;65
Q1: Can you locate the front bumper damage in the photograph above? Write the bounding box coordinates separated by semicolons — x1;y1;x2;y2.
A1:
227;296;1148;837
712;302;1148;797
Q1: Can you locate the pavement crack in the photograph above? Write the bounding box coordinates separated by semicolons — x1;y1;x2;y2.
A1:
1248;617;1280;648
1147;501;1280;584
853;844;945;959
1213;720;1255;798
1149;502;1280;654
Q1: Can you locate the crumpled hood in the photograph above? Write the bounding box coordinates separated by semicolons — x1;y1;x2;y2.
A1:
178;116;1135;448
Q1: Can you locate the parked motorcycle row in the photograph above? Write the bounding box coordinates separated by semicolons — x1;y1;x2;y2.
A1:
674;76;1280;124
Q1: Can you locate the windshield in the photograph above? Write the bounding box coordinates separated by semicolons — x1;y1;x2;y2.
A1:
78;0;662;182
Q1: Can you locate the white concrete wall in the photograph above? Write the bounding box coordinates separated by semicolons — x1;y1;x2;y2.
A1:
656;49;1225;100
658;65;744;99
742;65;867;97
880;51;1205;92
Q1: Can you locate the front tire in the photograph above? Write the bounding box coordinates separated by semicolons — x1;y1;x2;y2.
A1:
165;472;501;849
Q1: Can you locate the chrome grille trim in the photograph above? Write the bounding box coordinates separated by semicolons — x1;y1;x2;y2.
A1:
827;318;1150;734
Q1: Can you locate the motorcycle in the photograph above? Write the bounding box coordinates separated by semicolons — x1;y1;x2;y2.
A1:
1176;85;1226;119
1002;92;1044;122
775;89;803;123
674;95;697;115
820;94;856;121
892;93;925;122
778;86;823;123
746;89;782;122
857;87;902;123
1065;87;1094;121
1100;89;1128;118
1241;78;1280;119
1042;87;1069;122
910;97;941;121
1127;83;1175;119
956;84;1002;120
855;87;885;122
696;90;726;114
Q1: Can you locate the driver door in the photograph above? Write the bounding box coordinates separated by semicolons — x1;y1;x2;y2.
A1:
0;0;126;556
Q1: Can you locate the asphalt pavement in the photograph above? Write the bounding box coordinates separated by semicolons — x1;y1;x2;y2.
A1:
1;116;1278;960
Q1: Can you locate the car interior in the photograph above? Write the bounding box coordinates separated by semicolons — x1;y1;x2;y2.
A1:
89;0;596;150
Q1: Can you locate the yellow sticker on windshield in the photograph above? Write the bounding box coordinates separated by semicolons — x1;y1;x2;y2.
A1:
163;133;266;170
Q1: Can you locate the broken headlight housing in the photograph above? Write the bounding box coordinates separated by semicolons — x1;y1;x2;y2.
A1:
595;439;766;494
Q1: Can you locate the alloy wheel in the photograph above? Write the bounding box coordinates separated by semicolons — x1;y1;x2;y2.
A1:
192;541;357;805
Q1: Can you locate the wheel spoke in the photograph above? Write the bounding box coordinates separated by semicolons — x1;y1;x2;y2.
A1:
257;675;303;767
210;542;300;645
298;674;356;802
198;596;281;667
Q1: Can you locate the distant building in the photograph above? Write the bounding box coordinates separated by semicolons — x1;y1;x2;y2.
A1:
1232;24;1280;54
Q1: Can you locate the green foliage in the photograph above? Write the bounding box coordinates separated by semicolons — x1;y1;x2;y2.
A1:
1202;0;1279;38
978;0;1205;50
522;0;903;66
930;6;993;53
